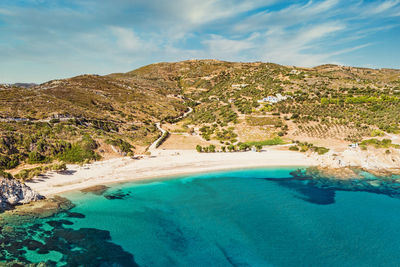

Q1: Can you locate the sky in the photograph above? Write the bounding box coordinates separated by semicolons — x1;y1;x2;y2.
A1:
1;0;400;83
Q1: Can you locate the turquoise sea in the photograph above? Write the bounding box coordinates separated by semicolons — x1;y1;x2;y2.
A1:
2;167;400;266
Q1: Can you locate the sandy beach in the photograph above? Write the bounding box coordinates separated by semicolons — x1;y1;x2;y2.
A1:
26;148;315;196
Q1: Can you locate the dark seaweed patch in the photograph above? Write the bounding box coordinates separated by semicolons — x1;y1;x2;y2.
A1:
104;190;131;200
263;170;400;205
264;178;336;205
65;212;86;219
0;212;139;266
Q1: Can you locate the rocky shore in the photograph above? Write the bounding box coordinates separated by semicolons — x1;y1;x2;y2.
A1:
292;166;400;180
284;166;400;205
0;176;44;212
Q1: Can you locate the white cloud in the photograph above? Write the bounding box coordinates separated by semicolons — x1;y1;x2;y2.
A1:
234;0;340;33
109;27;149;52
363;0;400;15
0;0;399;83
258;23;347;66
202;33;258;60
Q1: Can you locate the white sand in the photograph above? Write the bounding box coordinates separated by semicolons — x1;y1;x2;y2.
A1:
26;148;315;196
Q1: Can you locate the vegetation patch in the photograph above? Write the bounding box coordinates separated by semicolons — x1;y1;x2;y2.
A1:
155;131;170;148
360;138;400;149
14;163;67;181
292;141;330;155
243;137;285;147
246;116;282;127
105;138;133;153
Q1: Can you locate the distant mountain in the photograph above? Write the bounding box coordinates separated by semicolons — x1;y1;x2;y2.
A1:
0;83;37;88
12;83;37;88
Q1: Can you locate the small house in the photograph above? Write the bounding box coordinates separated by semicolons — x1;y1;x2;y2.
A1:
349;143;359;149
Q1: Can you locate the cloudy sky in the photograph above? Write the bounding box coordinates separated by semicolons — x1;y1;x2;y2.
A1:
1;0;400;83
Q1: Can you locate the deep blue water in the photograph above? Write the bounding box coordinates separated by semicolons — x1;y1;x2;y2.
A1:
3;167;400;266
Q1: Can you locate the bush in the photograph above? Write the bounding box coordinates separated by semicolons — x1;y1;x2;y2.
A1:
81;135;98;150
155;131;170;148
313;146;330;155
238;143;250;151
58;144;100;163
0;170;13;179
371;129;385;137
360;138;399;149
209;145;216;153
289;145;299;151
27;151;48;164
0;154;19;170
106;138;132;153
196;145;203;152
255;144;263;152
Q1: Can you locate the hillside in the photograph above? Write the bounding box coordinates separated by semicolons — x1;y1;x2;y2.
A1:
120;60;400;149
1;60;400;178
0;73;187;178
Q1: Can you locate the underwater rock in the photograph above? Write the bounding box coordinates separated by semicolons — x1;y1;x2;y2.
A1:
80;185;109;195
0;196;74;227
104;190;131;200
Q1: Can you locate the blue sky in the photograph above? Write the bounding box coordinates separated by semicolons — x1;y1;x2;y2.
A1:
1;0;400;83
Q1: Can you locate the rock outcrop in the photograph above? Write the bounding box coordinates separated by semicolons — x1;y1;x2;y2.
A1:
0;176;44;211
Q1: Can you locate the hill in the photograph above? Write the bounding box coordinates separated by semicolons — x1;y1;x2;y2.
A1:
1;60;400;178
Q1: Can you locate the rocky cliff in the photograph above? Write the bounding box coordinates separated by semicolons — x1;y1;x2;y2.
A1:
0;176;44;211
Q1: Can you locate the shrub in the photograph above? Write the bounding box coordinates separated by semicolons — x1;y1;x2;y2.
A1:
238;143;250;151
196;145;203;152
0;154;19;170
314;146;330;155
289;145;299;151
155;131;170;148
371;129;385;137
27;151;48;164
360;138;399;149
0;170;13;179
58;144;100;163
106;138;132;153
209;145;216;153
255;144;263;152
227;145;236;152
81;135;98;150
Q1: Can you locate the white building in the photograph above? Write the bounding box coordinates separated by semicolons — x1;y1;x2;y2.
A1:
258;93;292;104
258;96;279;104
349;143;359;149
290;69;301;75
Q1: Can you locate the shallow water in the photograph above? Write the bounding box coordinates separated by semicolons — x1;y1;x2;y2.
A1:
2;167;400;266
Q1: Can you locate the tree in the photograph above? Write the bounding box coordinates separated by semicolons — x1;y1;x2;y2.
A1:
255;144;262;152
196;145;203;153
239;143;250;151
27;151;45;164
209;145;216;153
221;146;226;152
227;145;235;152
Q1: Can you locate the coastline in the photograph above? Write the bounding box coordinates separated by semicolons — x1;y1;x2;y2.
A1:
26;148;315;197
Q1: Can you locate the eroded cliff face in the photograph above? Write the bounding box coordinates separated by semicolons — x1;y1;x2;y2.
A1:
0;177;44;211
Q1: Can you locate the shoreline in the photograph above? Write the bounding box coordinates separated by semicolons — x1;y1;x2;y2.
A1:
54;164;312;197
26;148;315;197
